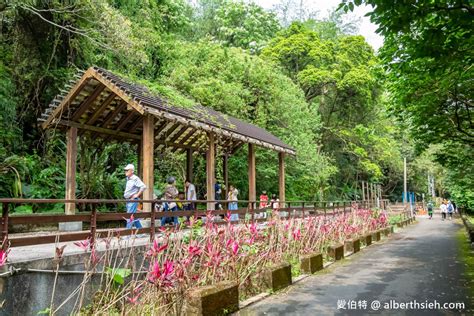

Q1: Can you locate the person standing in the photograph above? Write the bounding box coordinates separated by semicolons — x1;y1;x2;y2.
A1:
123;164;146;229
215;179;223;211
259;191;269;209
227;184;239;221
161;177;179;226
185;179;197;211
427;200;434;220
259;191;269;219
440;200;447;221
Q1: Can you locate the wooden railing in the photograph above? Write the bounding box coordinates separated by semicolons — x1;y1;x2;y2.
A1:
0;198;388;249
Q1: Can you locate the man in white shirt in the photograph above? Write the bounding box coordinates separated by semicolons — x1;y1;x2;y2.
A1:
440;200;447;221
185;179;197;210
124;164;147;229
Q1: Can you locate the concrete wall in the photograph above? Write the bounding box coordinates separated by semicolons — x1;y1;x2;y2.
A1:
0;244;148;316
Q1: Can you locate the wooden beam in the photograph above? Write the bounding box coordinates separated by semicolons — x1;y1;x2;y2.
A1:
361;181;366;201
248;144;256;204
186;148;193;182
142;115;154;212
59;120;141;140
42;69;94;129
102;101;127;128
206;132;215;211
87;92;116;125
137;142;143;179
71;84;105;121
65;127;78;215
223;153;229;200
279;152;285;205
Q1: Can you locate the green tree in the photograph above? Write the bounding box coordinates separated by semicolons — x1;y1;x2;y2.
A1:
341;0;474;207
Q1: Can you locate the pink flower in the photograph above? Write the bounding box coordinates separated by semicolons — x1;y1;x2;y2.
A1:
146;240;168;257
292;229;301;240
250;223;258;235
148;260;175;287
225;211;232;222
231;240;239;256
188;245;202;258
0;249;9;267
127;295;140;305
90;247;100;265
74;239;90;251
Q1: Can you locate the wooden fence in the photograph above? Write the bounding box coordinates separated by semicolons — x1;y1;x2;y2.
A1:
0;198;389;249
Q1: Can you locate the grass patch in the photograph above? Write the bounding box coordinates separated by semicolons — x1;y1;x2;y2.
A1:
456;227;474;305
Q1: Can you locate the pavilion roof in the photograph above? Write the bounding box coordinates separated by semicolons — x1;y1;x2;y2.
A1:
40;66;295;155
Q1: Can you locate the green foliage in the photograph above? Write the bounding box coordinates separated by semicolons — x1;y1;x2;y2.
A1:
1;0;468;208
105;267;132;285
161;40;335;199
262;21;400;199
341;0;474;207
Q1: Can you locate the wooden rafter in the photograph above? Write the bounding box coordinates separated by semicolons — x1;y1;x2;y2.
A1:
154;120;169;137
87;92;116;125
71;84;105;121
169;126;189;143
90;67;144;115
162;123;180;141
230;141;244;154
128;116;144;133
116;111;136;131
102;101;127;128
42;69;94;129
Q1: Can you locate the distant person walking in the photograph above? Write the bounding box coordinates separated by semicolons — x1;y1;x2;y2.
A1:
123;164;146;229
427;201;434;219
447;200;454;220
440;200;447;221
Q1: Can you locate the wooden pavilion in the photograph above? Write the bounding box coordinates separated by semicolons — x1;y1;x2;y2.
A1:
39;66;295;213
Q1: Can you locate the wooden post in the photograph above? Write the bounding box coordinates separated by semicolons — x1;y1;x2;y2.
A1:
278;152;285;208
150;201;156;242
65;127;78;215
361;181;366;202
137;142;143;178
248;144;256;207
90;206;97;250
206;133;215;211
223;153;229;203
186;148;193;183
1;203;9;249
142;115;154;212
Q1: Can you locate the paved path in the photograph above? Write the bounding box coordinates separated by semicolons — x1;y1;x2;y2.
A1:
237;216;473;315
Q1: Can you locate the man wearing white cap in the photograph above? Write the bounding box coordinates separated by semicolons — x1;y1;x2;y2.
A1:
124;164;147;229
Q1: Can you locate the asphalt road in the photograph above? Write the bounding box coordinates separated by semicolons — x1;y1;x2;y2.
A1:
237;216;473;315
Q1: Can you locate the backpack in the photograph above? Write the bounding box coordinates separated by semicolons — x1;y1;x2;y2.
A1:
447;204;453;212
